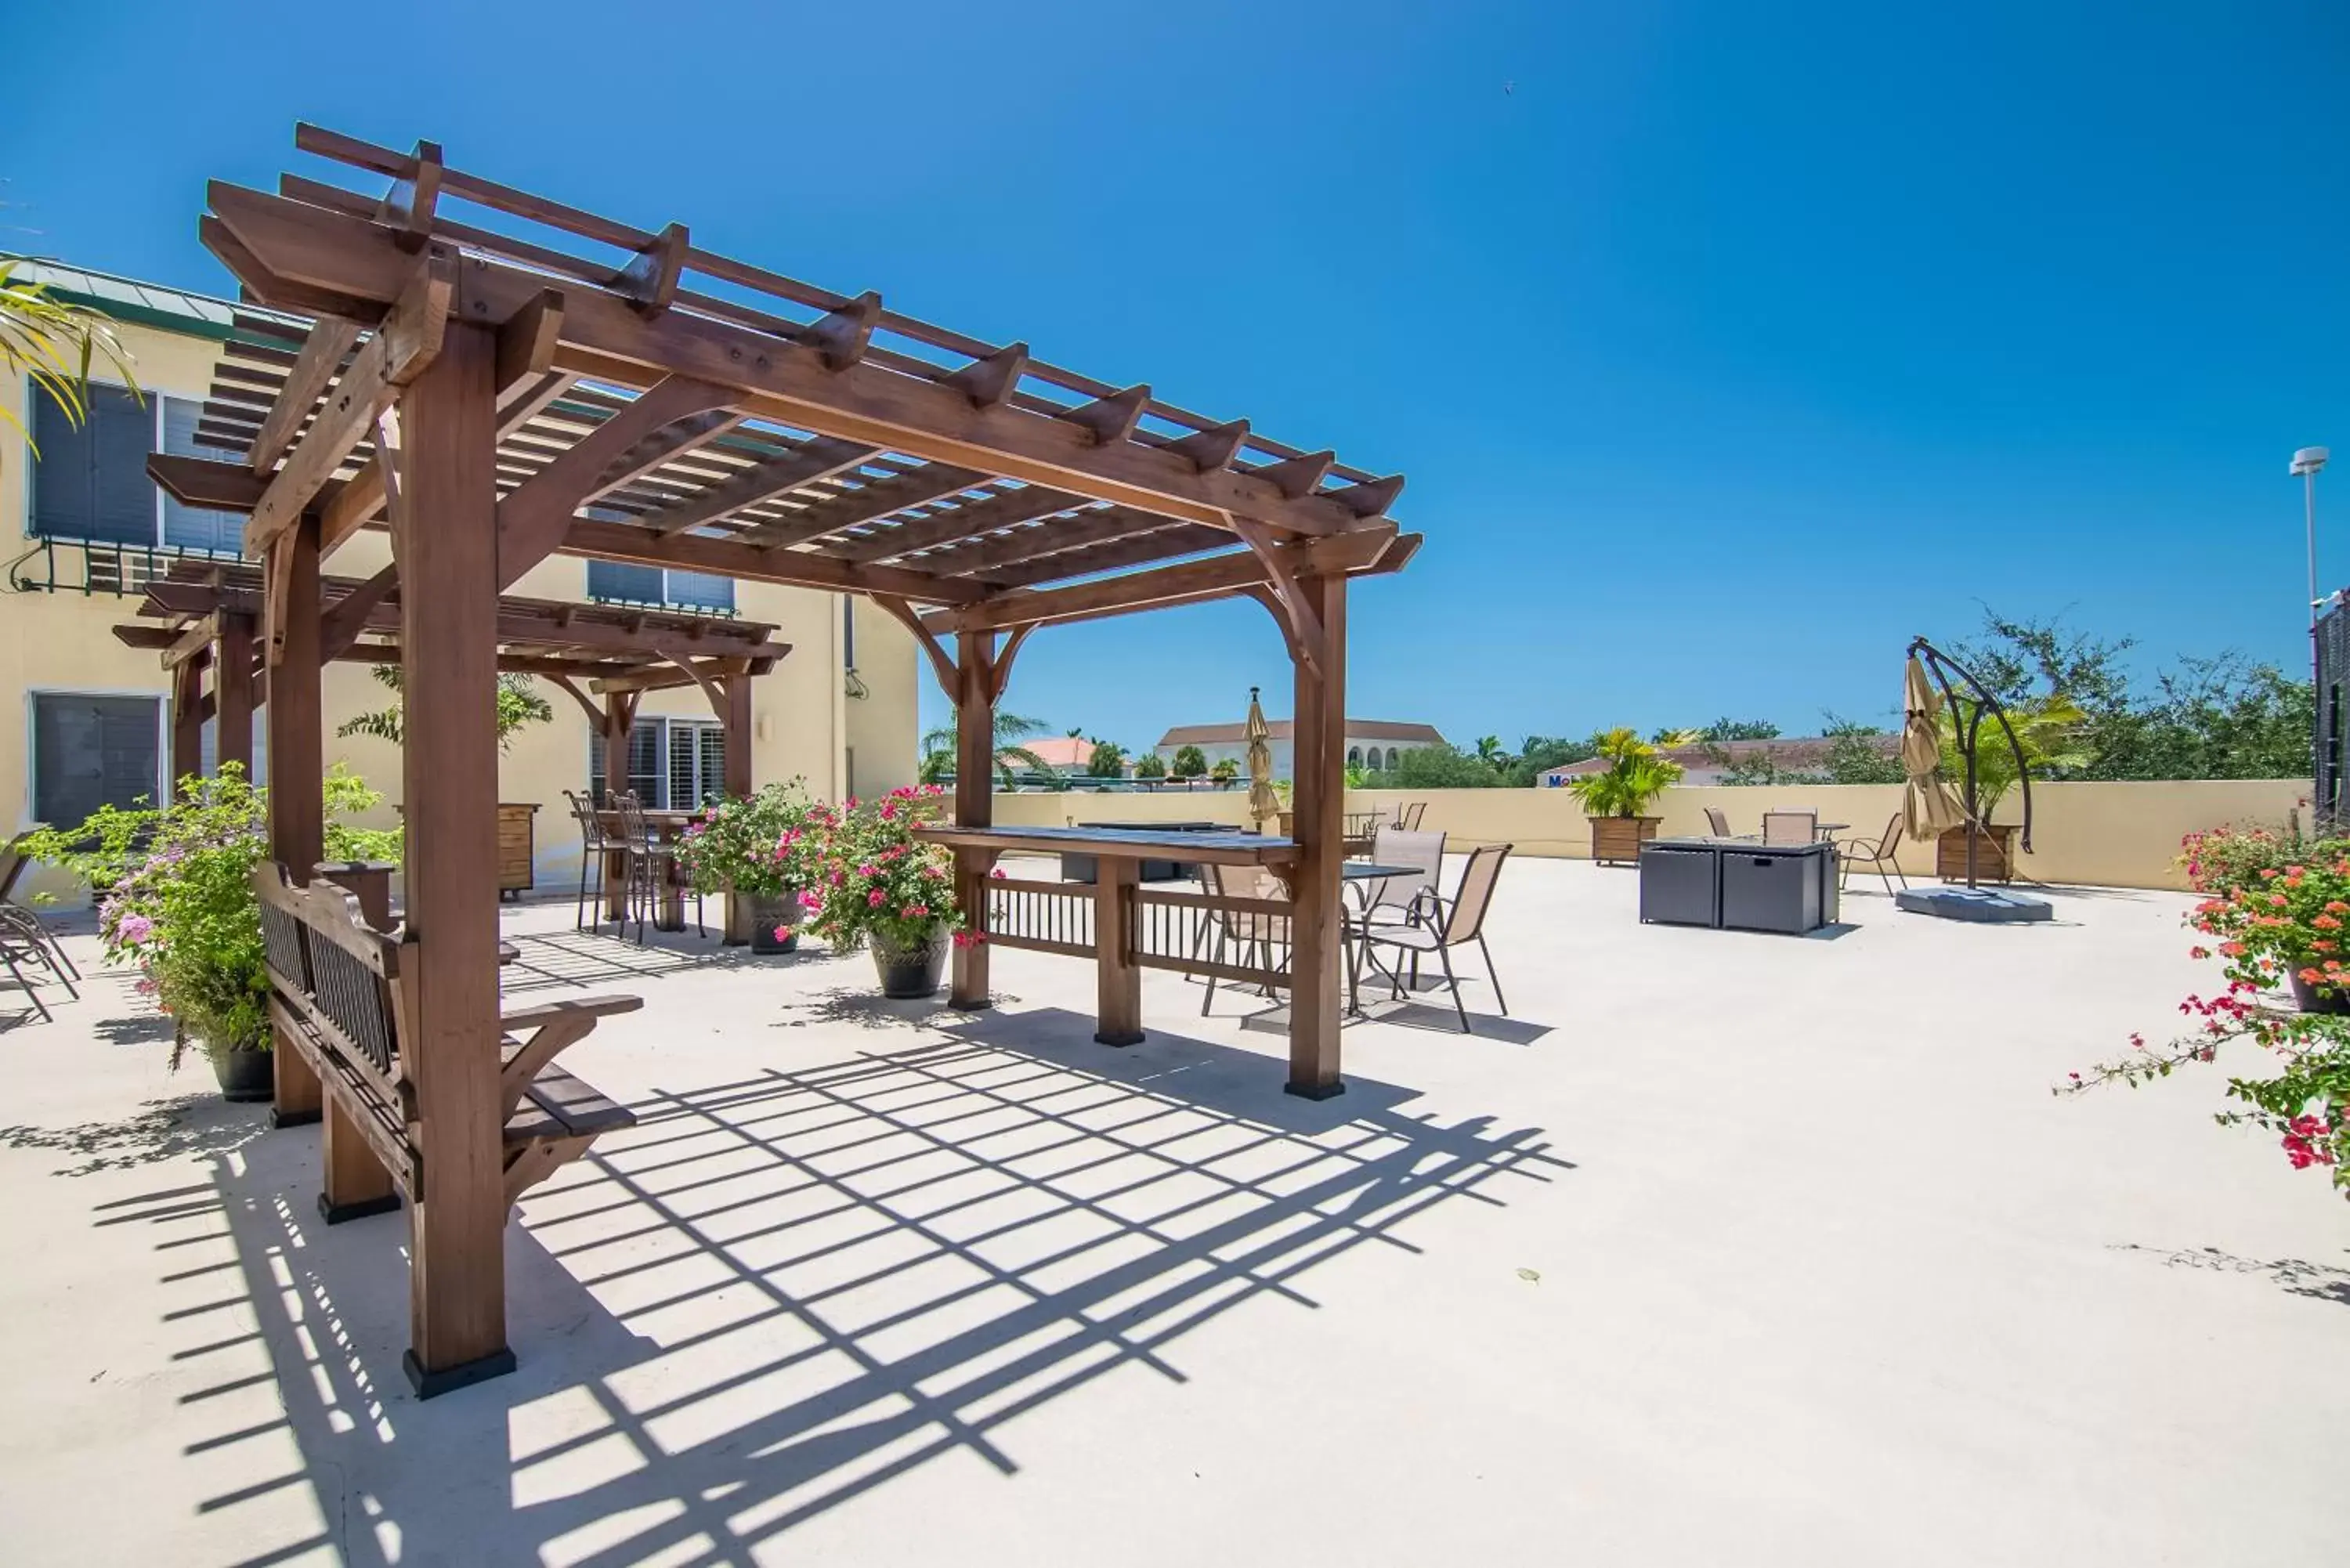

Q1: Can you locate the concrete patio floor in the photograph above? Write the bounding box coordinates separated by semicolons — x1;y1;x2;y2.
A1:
0;858;2342;1566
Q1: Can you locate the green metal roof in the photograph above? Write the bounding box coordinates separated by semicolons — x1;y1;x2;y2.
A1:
5;258;304;343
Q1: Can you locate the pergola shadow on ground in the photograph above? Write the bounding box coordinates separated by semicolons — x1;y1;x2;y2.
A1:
492;923;815;995
156;1017;1563;1565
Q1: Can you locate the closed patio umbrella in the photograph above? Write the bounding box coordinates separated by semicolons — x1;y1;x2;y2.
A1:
1902;654;1968;840
1245;686;1280;830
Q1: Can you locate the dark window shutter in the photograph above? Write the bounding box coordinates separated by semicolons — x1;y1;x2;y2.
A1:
161;397;244;552
33;694;161;828
587;560;665;605
666;569;734;612
31;384;153;544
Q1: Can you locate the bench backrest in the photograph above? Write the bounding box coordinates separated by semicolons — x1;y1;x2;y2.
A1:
253;862;407;1090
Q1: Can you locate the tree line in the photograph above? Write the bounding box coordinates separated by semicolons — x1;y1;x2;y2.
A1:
1374;612;2314;790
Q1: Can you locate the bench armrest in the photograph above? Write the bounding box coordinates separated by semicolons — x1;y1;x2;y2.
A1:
498;994;645;1030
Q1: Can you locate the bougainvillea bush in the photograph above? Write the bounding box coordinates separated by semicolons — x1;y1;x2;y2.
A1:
17;765;401;1064
673;780;819;899
793;785;967;952
2064;825;2350;1195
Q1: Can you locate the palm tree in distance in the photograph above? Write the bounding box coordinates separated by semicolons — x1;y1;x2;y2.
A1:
918;710;1055;787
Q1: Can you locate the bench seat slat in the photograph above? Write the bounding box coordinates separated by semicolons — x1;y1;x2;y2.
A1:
504;1065;638;1145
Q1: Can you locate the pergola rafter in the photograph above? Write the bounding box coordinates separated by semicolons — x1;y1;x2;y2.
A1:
149;122;1420;1398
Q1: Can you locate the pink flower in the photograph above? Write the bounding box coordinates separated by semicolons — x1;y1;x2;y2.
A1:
858;863;877;878
988;866;1007;880
116;914;154;945
880;801;898;820
797;888;823;910
772;926;794;942
867;889;887;907
952;929;986;948
902;903;930;919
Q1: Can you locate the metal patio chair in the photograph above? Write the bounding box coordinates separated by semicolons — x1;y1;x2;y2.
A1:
564;789;626;932
1359;844;1512;1034
0;906;77;1024
1836;813;1909;895
1198;862;1291;1016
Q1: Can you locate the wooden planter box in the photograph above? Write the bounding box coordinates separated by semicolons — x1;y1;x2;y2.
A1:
1936;823;2020;883
497;802;539;900
1590;815;1661;866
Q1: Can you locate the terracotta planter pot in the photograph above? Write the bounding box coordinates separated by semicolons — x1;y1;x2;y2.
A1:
1936;825;2021;883
870;926;949;999
212;1046;275;1103
1589;815;1661;867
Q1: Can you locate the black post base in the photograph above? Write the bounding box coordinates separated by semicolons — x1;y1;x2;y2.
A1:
948;996;994;1013
317;1190;401;1226
1094;1028;1144;1047
1283;1078;1347;1101
270;1107;322;1129
403;1346;518;1400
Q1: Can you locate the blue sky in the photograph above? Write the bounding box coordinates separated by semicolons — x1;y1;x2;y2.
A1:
5;2;2343;751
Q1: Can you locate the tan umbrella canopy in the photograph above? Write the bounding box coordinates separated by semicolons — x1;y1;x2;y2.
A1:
1245;686;1280;829
1902;654;1969;840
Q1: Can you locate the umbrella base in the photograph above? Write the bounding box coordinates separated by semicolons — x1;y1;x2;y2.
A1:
1894;887;2053;923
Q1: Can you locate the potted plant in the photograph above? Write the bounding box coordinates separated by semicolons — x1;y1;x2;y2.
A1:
799;784;967;998
1566;728;1686;865
674;781;818;953
1934;695;2088;883
16;764;401;1099
341;667;555;898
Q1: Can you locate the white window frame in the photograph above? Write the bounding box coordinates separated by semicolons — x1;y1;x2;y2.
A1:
22;688;168;829
591;714;726;810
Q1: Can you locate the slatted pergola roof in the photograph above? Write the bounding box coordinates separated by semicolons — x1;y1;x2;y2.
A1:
153;124;1417;634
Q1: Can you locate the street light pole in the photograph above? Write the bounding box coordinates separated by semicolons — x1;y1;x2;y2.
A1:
2296;446;2330;627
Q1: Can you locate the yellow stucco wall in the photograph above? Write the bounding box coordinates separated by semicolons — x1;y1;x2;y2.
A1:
2;307;919;902
973;778;2312;891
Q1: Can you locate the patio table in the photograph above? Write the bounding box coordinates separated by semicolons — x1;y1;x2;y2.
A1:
1341;861;1423;1017
917;823;1300;1047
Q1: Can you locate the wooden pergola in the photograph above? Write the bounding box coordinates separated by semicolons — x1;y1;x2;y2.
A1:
110;558;791;800
153;123;1418;1392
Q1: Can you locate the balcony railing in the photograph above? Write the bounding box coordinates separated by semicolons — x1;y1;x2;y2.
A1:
5;537;244;598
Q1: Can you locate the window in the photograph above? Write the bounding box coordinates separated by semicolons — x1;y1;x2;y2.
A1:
1347;746;1362;766
31;385;243;553
1366;748;1384;771
585;558;735;613
589;716;726;809
31;693;163;829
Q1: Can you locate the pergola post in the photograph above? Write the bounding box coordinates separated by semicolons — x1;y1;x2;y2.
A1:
170;653;206;797
949;630;996;1010
1285;573;1347;1099
266;515;326;1128
215;612;256;778
721;671;753;797
393;320;512;1396
602;689;638;922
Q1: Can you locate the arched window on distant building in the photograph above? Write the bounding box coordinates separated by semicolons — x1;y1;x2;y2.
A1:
1347;746;1362;766
1367;748;1384;770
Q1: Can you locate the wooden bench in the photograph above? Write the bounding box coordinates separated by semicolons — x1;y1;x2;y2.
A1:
253;863;642;1224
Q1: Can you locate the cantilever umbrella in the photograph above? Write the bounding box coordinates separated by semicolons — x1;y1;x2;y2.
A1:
1244;686;1280;831
1902;654;1969;840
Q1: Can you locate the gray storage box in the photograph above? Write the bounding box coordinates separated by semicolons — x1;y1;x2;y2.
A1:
1641;837;1838;935
1639;844;1720;927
